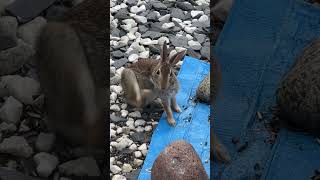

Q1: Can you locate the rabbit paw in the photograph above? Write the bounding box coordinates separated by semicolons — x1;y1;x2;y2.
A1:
167;118;176;127
173;105;182;113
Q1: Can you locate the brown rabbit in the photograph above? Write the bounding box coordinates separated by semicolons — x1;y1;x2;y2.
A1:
209;60;231;163
121;42;185;126
36;0;106;150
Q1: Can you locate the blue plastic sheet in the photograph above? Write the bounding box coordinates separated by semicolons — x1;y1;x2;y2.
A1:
213;0;320;179
138;56;211;180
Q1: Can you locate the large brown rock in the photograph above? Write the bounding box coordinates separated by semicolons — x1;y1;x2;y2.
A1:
276;38;320;134
151;140;208;180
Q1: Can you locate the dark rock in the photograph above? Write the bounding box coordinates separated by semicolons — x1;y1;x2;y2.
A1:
58;157;100;177
131;132;150;143
194;33;206;44
146;11;158;21
111;28;120;37
0;16;18;51
170;8;186;20
114;8;130;20
176;2;194;11
45;5;68;21
112;50;125;59
118;148;134;163
151;1;167;10
169;36;188;47
196;74;210;103
158;9;170;16
149;22;165;32
138;25;148;34
276;38;320;134
0;39;35;76
126;0;138;6
151;140;208;180
193;20;210;28
113;58;128;68
200;46;210;59
17;17;47;48
110;114;127;123
141;31;163;39
148;45;160;54
0;167;43;180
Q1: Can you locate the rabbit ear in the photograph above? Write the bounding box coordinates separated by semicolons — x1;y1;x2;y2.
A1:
169;50;186;66
161;41;168;63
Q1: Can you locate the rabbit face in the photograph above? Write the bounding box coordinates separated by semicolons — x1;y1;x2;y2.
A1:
152;63;172;90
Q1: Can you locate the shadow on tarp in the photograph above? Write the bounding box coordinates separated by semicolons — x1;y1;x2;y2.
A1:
213;0;320;179
138;56;210;180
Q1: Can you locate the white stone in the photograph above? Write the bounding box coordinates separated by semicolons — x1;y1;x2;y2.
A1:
110;129;116;138
128;54;139;62
126;120;135;129
184;26;197;34
172;17;182;23
110;141;117;147
138;143;147;151
130;5;146;14
127;32;136;41
119;36;129;45
110;104;121;112
186;34;193;40
120;110;128;118
134;15;147;24
116;67;125;76
191;10;204;18
110;85;123;95
116;127;123;134
122;163;133;173
157;36;170;45
110;157;115;165
120;3;127;8
110;92;117;102
159;14;170;22
175;47;187;52
144;125;152;132
129;143;137;150
198;15;209;22
141;149;148;156
139;51;149;58
110;123;116;129
135;119;146;126
134;151;142;158
188;40;202;50
169;50;177;59
162;22;175;29
112;175;127;180
129;111;141;118
140;38;158;45
135;126;144;132
110;165;122;174
115;136;133;150
121;103;128;109
134;159;143;166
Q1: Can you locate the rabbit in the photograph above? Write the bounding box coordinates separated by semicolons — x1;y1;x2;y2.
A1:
36;0;107;151
121;42;186;126
211;133;231;163
209;60;231;163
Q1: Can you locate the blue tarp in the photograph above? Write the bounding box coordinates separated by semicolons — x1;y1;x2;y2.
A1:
213;0;320;179
138;56;211;180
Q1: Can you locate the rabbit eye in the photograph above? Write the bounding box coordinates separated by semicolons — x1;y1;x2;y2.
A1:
156;69;160;75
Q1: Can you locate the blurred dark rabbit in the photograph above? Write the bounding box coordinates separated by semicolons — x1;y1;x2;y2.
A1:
36;0;107;150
